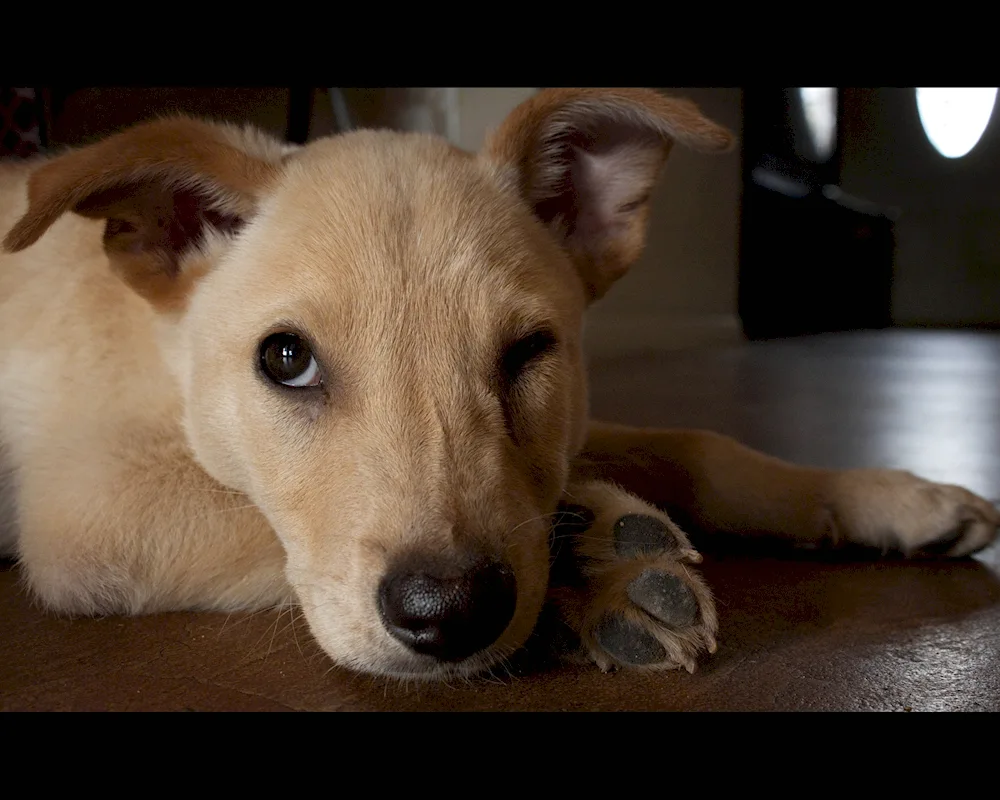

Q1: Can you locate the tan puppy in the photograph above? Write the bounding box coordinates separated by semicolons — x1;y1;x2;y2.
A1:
1;88;997;680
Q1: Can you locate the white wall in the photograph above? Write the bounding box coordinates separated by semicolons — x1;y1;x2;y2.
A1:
454;88;537;151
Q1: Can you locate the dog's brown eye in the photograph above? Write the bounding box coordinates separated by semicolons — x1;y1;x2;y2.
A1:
501;330;557;383
259;333;321;388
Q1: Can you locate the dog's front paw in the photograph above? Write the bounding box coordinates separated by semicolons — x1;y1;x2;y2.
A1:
825;469;1000;557
548;482;718;673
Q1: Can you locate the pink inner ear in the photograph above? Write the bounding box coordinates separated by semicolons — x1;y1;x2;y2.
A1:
568;142;663;246
526;111;668;241
520;113;672;301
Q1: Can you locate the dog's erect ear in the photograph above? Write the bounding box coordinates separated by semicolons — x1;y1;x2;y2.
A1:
2;117;286;310
483;88;734;302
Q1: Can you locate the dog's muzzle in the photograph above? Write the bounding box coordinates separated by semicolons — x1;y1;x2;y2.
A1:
377;554;517;663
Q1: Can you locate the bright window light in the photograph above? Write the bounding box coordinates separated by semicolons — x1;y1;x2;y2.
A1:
916;88;997;159
798;88;837;161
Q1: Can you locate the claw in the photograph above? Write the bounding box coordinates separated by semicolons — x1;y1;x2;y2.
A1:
596;655;616;674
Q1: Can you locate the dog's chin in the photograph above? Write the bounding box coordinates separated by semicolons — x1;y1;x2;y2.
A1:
323;621;535;682
367;648;513;682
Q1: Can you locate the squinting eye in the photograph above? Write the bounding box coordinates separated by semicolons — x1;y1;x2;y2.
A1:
259;332;321;388
501;329;558;383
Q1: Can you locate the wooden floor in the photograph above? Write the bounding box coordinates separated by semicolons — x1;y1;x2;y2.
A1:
4;329;1000;711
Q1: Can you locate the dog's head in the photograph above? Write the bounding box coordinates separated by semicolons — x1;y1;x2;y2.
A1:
4;89;732;678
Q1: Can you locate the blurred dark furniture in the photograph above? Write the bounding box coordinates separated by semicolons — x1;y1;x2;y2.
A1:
41;88;313;148
739;89;896;340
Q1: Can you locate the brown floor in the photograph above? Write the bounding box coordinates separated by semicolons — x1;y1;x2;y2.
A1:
4;329;1000;711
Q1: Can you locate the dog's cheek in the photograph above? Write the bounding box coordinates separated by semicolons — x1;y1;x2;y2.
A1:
566;340;590;455
257;495;402;670
512;363;581;506
180;388;257;494
500;518;552;650
264;446;406;632
174;316;264;494
293;577;399;672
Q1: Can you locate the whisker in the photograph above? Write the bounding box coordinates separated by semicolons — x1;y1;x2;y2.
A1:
181;486;247;496
507;509;567;537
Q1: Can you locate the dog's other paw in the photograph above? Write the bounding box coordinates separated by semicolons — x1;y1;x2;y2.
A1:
824;469;1000;558
548;481;718;674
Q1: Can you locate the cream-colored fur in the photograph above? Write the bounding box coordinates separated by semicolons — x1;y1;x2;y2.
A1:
1;89;997;681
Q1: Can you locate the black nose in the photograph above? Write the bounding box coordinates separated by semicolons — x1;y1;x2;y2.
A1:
378;557;517;663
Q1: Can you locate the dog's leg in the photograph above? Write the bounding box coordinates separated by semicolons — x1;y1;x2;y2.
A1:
577;422;1000;557
549;478;717;673
549;422;1000;672
14;427;290;617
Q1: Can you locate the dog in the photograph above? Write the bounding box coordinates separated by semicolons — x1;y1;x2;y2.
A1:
1;88;997;681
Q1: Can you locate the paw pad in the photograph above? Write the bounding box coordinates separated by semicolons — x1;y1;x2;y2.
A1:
613;513;676;557
626;569;699;628
594;614;666;665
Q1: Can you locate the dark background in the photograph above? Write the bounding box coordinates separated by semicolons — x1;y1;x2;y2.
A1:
6;86;999;343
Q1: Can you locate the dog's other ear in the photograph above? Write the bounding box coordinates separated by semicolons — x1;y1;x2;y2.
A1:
483;88;734;302
2;116;286;311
